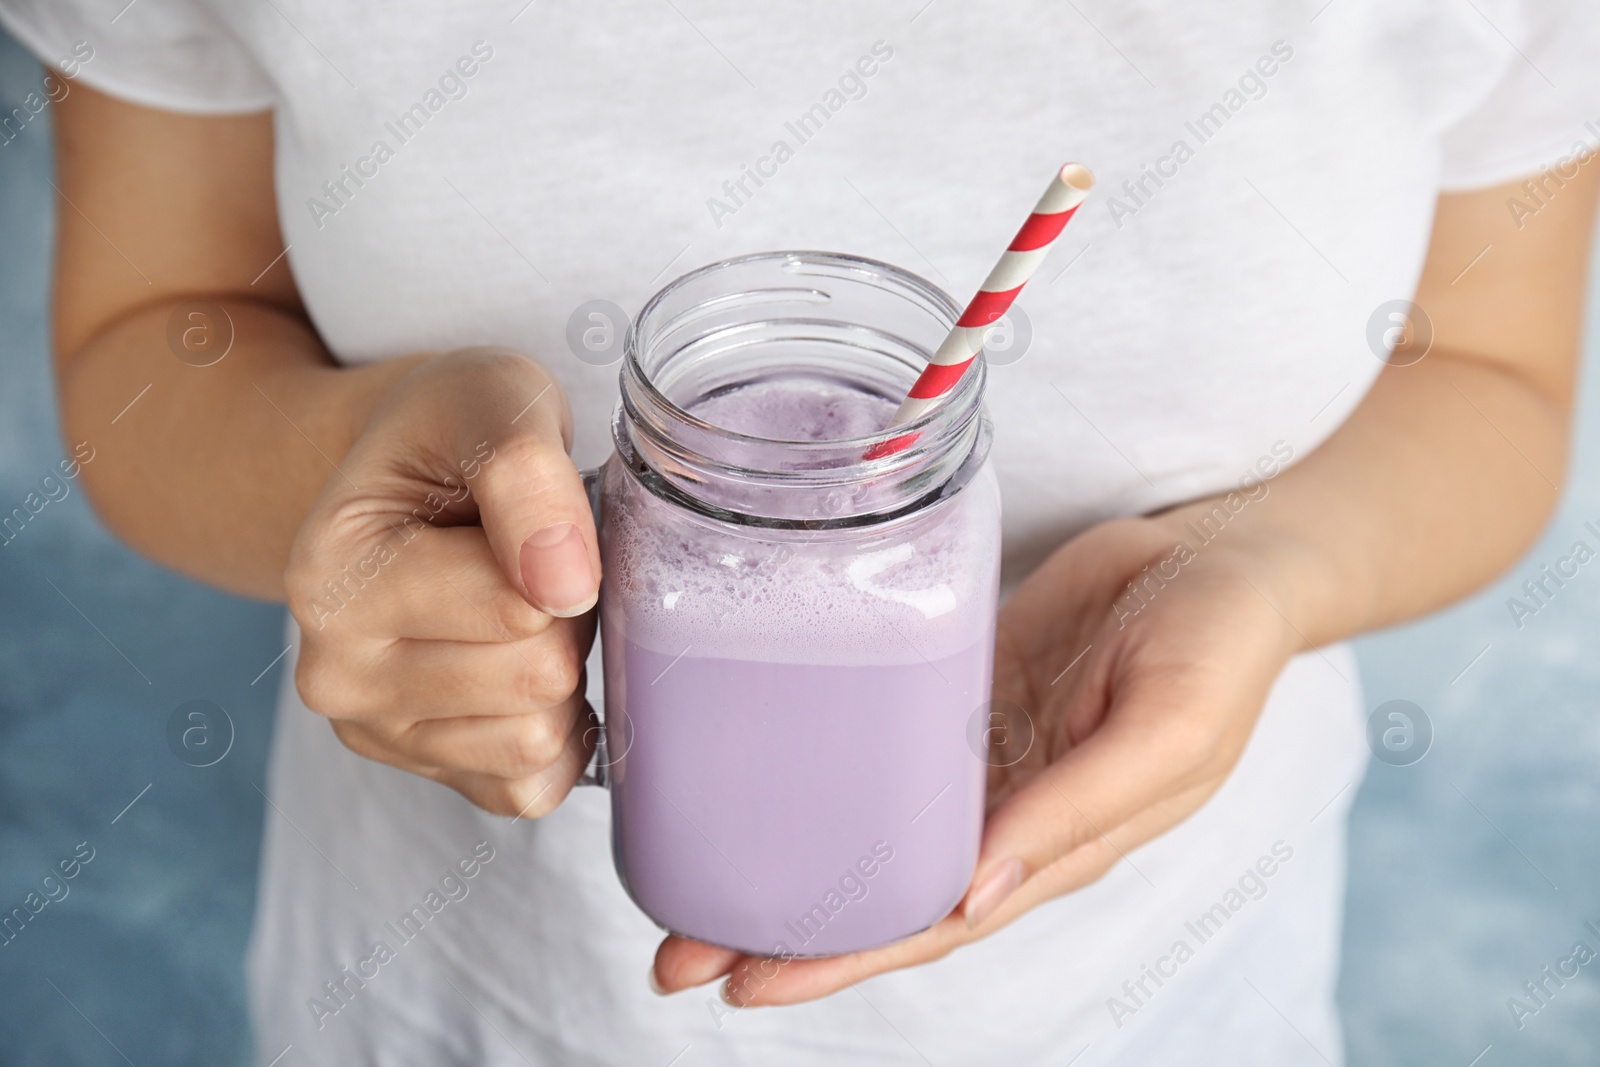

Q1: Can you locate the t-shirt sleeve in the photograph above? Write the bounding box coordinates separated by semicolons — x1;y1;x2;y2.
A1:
1438;0;1600;190
0;0;273;114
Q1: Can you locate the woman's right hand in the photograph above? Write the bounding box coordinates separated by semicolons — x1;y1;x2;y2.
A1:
285;348;602;817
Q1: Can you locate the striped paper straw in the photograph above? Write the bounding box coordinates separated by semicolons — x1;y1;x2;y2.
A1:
866;162;1094;460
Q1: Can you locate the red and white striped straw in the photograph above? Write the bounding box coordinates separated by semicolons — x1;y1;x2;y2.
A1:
866;162;1094;460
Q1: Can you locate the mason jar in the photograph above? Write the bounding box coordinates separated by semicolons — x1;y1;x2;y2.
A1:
591;250;1001;957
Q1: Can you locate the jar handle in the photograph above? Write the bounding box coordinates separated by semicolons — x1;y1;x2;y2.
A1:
576;464;609;789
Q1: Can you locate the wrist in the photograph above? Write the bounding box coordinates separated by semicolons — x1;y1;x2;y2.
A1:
1146;499;1356;653
256;351;433;467
368;347;575;459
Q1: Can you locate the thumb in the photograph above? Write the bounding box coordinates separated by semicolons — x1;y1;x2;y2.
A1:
960;706;1174;930
473;390;600;618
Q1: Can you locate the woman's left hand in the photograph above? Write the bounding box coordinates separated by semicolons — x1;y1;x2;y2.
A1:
650;506;1311;1005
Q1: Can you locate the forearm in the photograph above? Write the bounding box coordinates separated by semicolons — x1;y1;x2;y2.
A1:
60;298;425;600
1159;351;1567;648
1153;168;1597;651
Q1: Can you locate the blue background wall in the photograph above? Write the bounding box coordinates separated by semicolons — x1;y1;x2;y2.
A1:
0;29;285;1066
1;26;1595;1065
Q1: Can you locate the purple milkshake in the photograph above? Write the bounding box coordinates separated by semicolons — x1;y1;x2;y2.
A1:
599;370;1000;957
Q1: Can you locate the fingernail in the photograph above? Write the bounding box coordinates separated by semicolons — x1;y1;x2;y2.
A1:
719;978;740;1007
648;966;667;996
520;523;597;616
964;858;1025;930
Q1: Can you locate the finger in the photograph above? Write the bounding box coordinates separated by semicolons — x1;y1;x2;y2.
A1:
982;777;1221;908
693;767;1233;1007
334;698;589;790
434;701;598;818
473;385;600;618
651;936;742;995
715;831;1144;1009
721;914;968;1007
333;709;580;782
290;526;555;643
378;528;558;642
397;698;584;780
300;620;590;724
684;824;1149;1010
960;679;1225;928
386;620;591;718
708;835;1132;1009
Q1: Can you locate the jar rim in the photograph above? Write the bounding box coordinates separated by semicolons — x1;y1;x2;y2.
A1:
623;250;983;456
614;250;991;530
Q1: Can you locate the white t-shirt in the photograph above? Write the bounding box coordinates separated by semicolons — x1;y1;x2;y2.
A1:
5;1;1596;1063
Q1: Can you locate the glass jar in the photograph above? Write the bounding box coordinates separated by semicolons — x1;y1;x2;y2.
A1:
594;251;1000;957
